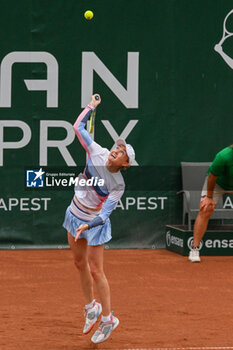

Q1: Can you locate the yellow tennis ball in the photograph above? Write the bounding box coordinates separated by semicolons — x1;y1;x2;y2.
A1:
84;10;94;20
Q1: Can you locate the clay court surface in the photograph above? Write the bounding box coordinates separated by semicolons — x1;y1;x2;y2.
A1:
1;249;233;350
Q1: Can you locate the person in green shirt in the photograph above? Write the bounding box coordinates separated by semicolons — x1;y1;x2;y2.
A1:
189;145;233;262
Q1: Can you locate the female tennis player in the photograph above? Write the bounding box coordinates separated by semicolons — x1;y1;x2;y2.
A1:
63;94;135;344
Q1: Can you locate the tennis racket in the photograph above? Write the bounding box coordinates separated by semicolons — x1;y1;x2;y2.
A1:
89;95;99;134
216;9;233;47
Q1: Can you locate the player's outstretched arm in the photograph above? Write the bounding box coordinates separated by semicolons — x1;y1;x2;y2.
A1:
73;94;101;152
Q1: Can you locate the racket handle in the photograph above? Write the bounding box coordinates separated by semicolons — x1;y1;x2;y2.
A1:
89;95;99;133
89;110;96;134
89;123;94;134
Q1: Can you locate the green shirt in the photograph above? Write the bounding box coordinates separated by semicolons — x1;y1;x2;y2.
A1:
208;146;233;190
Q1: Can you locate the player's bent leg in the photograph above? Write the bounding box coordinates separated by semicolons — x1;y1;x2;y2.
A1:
88;244;111;317
189;206;215;263
68;233;101;333
68;233;94;303
89;244;119;343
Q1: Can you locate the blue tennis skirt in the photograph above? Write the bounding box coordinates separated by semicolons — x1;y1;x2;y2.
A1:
63;206;112;246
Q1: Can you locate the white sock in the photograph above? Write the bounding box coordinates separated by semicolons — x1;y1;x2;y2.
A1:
85;299;95;310
101;313;112;323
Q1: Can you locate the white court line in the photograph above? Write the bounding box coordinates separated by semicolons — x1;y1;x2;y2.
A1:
99;347;233;350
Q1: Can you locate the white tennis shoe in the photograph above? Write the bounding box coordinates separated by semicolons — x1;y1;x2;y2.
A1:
91;312;119;344
188;248;201;262
83;301;102;334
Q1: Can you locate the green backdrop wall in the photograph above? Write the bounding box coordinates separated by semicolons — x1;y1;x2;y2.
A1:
0;0;233;249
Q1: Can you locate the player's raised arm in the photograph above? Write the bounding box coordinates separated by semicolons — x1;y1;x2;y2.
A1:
73;94;101;153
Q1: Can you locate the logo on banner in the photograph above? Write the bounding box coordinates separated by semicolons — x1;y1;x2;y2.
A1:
26;168;45;187
166;231;183;248
214;9;233;69
166;231;171;246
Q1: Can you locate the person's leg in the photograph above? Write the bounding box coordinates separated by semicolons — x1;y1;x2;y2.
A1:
193;180;223;247
88;244;111;316
193;206;214;247
189;182;225;262
68;233;102;334
88;244;119;344
68;233;94;304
